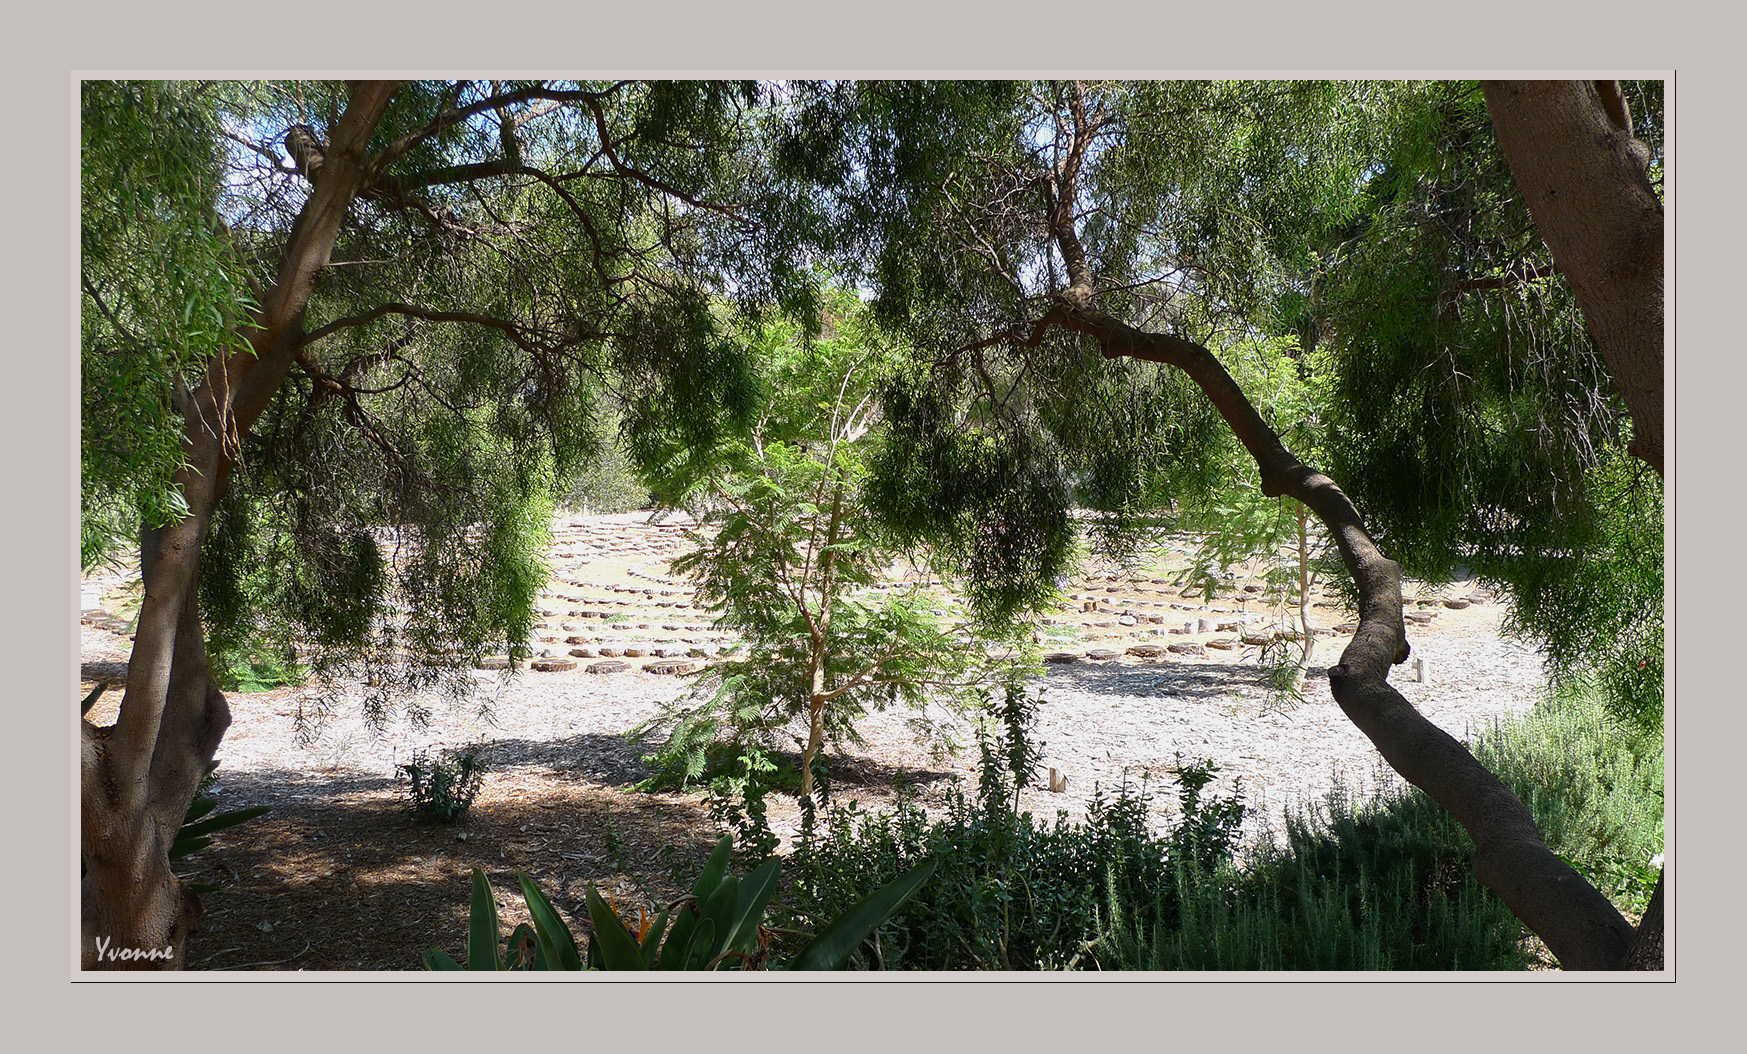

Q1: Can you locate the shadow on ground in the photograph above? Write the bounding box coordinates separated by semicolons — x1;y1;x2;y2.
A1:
1041;659;1273;701
178;725;961;971
183;764;721;971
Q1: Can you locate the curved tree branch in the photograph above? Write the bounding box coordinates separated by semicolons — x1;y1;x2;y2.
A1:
1034;296;1636;970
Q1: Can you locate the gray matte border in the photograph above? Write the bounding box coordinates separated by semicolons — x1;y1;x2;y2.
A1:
26;1;1730;1048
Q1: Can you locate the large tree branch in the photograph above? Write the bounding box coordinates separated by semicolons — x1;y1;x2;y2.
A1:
87;84;401;970
1033;297;1637;970
1040;82;1112;303
111;80;399;774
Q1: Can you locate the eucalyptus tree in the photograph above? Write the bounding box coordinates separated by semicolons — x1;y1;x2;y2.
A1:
769;79;1663;969
79;79;807;969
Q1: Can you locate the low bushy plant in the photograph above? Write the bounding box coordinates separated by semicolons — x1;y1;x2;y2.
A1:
1469;683;1663;915
1093;780;1532;970
1092;684;1662;971
786;744;1243;970
397;745;487;823
704;745;785;862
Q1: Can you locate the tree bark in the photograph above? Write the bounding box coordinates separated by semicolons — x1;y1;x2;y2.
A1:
80;81;399;969
1484;79;1667;969
1621;870;1665;970
1481;81;1664;477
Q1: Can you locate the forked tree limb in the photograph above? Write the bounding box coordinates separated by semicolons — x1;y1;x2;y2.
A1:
83;80;401;970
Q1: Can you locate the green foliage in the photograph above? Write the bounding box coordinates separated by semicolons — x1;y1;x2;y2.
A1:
867;368;1082;623
80;80;260;571
559;404;651;515
633;290;1037;800
423;835;937;970
1093;757;1533;970
981;682;1045;808
703;746;785;863
1163;756;1249;873
787;755;1243;970
1302;83;1663;732
1095;683;1662;969
776;82;1408;621
775;79;1663;749
1502;450;1663;734
85;80;826;734
209;647;306;695
1471;684;1664;914
1094;788;1534;970
396;745;488;823
786;680;1659;971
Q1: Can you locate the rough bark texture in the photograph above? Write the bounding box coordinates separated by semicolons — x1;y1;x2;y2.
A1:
1484;79;1666;971
1481;81;1665;478
1621;870;1665;970
80;82;400;970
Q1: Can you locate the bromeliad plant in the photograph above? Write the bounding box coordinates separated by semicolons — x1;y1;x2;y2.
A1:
423;834;937;970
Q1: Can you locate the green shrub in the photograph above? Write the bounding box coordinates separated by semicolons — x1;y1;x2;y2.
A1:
1471;683;1664;914
397;745;487;823
1091;683;1662;970
1093;781;1532;970
786;748;1243;970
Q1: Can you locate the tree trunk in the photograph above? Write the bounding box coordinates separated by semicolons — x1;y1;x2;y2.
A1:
80;82;399;969
800;695;826;801
1481;81;1664;477
1292;502;1314;690
798;482;847;802
1484;79;1667;969
1621;870;1665;970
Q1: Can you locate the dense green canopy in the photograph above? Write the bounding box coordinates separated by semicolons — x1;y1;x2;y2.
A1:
767;79;1663;727
82;80;823;716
